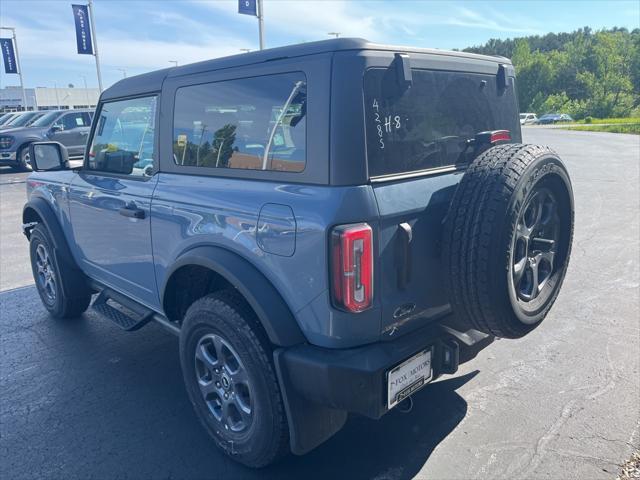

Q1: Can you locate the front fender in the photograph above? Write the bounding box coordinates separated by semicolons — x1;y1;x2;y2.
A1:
16;136;45;152
22;197;91;297
163;246;306;347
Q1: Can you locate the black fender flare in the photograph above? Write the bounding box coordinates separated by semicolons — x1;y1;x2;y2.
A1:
23;197;74;262
22;197;92;297
162;246;306;347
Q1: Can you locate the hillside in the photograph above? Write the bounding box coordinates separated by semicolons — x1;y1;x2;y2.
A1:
464;27;640;118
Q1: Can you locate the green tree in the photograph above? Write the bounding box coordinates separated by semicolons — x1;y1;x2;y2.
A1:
577;31;635;117
465;27;639;118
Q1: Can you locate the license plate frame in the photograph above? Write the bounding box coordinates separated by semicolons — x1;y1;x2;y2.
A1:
387;348;433;410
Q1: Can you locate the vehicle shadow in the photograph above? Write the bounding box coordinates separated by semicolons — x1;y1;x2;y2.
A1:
263;371;477;480
1;287;477;480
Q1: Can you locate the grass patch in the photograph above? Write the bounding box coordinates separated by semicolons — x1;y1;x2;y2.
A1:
575;117;640;124
564;123;640;134
617;450;639;480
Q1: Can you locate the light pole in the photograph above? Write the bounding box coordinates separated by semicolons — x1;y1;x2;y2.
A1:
79;75;91;107
87;0;103;92
117;68;127;78
53;82;61;109
0;26;27;110
169;60;178;67
328;32;341;38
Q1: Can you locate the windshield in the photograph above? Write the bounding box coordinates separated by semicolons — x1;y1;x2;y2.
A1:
519;113;527;119
25;113;44;125
6;112;39;127
364;68;521;177
31;111;62;127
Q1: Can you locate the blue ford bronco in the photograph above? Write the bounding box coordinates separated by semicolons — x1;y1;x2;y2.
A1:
22;39;574;467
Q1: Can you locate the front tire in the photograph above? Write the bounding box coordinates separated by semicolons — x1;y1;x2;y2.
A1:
29;224;91;318
17;144;32;172
179;291;289;468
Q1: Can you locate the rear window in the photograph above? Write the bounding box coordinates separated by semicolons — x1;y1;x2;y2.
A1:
364;68;520;177
173;72;307;172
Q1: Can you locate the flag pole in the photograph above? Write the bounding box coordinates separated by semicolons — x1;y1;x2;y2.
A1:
257;0;264;50
11;29;27;110
87;0;103;92
0;27;26;110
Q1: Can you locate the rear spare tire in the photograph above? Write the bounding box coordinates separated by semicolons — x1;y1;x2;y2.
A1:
443;143;574;338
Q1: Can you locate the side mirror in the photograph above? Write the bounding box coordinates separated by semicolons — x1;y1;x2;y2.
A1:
29;142;70;171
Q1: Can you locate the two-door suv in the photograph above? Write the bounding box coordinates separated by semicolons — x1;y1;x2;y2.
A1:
23;39;574;467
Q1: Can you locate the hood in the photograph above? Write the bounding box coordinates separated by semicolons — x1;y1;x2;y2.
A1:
0;126;49;138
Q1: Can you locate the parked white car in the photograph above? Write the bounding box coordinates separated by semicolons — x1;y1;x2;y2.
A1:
520;112;538;125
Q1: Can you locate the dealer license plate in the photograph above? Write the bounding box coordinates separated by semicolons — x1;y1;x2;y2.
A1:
387;349;432;409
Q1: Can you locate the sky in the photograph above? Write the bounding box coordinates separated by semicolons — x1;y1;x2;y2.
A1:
0;0;639;90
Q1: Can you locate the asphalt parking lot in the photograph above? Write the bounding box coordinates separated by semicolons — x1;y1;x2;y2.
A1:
1;128;638;480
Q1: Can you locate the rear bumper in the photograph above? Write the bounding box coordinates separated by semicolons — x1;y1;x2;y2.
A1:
280;324;474;419
275;321;493;454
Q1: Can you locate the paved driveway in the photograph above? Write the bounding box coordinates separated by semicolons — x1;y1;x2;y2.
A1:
1;129;638;479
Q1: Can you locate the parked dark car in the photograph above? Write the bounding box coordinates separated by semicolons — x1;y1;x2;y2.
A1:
22;39;574;467
0;111;45;131
0;112;19;126
537;113;574;124
0;109;93;170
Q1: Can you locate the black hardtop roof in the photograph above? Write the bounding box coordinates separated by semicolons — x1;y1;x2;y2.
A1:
101;38;511;100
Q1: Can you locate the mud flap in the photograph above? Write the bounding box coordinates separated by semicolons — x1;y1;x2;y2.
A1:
273;349;348;455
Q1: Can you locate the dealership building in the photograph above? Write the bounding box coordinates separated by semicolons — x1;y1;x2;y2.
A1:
0;85;99;112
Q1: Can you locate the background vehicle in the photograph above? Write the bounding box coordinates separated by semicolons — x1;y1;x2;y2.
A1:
22;39;574;468
520;112;538;125
0;111;45;131
0;112;19;126
0;109;93;171
537;113;574;124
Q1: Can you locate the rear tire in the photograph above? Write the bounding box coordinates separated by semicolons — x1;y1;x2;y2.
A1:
179;290;289;468
443;143;574;338
29;224;91;318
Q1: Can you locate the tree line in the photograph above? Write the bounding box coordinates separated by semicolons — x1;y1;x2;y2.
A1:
464;27;640;119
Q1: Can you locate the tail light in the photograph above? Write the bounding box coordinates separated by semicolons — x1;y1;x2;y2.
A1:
331;223;373;312
474;129;511;145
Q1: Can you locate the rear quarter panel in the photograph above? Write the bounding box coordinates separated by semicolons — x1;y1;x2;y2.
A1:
150;175;382;347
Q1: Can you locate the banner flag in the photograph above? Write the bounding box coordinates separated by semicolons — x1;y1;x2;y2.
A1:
0;38;18;74
238;0;257;16
72;4;94;55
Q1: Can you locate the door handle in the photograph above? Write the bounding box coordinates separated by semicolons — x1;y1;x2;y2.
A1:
119;204;146;219
80;131;89;136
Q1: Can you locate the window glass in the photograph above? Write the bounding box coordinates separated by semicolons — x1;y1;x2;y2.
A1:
173;72;306;172
6;112;38;127
31;111;61;127
56;112;90;130
87;96;157;177
364;68;520;177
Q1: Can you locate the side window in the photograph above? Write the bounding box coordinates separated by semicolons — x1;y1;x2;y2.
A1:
57;112;89;131
173;72;306;172
87;96;157;177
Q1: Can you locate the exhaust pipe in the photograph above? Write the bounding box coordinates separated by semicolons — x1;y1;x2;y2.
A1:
397;396;413;413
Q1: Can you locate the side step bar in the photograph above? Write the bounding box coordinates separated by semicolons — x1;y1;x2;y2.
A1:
91;287;180;336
